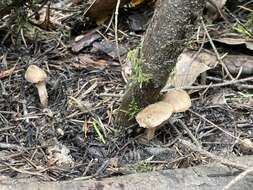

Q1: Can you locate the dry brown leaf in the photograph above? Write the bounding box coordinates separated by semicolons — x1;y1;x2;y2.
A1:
71;32;101;53
206;0;227;20
167;50;216;88
86;0;130;19
223;54;253;75
33;4;63;31
92;41;127;60
215;37;247;45
130;0;145;7
73;54;108;69
166;50;253;89
210;92;227;105
214;37;253;51
95;16;110;25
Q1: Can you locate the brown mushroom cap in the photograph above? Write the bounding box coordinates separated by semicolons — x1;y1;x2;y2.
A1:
25;65;47;83
136;101;173;129
240;138;253;154
162;89;191;112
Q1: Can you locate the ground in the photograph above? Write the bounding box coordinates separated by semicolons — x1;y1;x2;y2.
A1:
0;0;253;182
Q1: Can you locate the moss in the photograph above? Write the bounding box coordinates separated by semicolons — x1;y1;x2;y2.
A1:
127;97;141;119
132;161;153;173
127;46;151;88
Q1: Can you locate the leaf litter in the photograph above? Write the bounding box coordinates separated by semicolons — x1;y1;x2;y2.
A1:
0;0;253;182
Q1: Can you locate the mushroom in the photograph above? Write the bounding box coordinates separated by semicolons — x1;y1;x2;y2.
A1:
25;65;48;108
136;101;173;140
239;138;253;154
162;89;191;112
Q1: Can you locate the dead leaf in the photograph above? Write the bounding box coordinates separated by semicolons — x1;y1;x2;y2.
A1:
210;92;227;105
166;50;253;89
167;50;216;88
215;37;246;45
206;0;227;20
223;54;253;75
130;0;145;7
86;0;130;19
214;37;253;51
127;12;146;32
47;141;74;167
73;54;108;69
71;32;101;53
33;4;61;31
246;41;253;50
92;40;127;60
95;16;110;26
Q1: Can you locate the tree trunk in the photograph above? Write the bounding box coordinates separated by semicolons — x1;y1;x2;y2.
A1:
116;0;205;126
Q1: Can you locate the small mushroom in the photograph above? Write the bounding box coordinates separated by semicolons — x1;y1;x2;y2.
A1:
162;89;191;112
25;65;48;108
239;138;253;154
136;101;173;140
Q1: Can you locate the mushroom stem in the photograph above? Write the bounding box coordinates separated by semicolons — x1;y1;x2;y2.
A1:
35;82;48;108
145;128;156;141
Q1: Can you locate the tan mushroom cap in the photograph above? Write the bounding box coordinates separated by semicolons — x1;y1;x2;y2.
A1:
240;138;253;153
25;65;47;83
162;89;191;112
136;101;173;129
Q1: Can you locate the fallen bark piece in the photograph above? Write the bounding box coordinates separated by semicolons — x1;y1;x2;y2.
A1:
1;156;253;190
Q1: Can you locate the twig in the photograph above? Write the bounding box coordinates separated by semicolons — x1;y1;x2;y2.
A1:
0;126;16;132
176;119;202;148
114;0;122;64
0;143;23;151
162;76;253;91
6;164;54;181
207;0;229;22
222;167;253;190
200;17;234;80
179;139;248;171
83;0;97;16
189;109;242;143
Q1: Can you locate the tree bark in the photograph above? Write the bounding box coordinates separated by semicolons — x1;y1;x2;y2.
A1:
115;0;205;126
